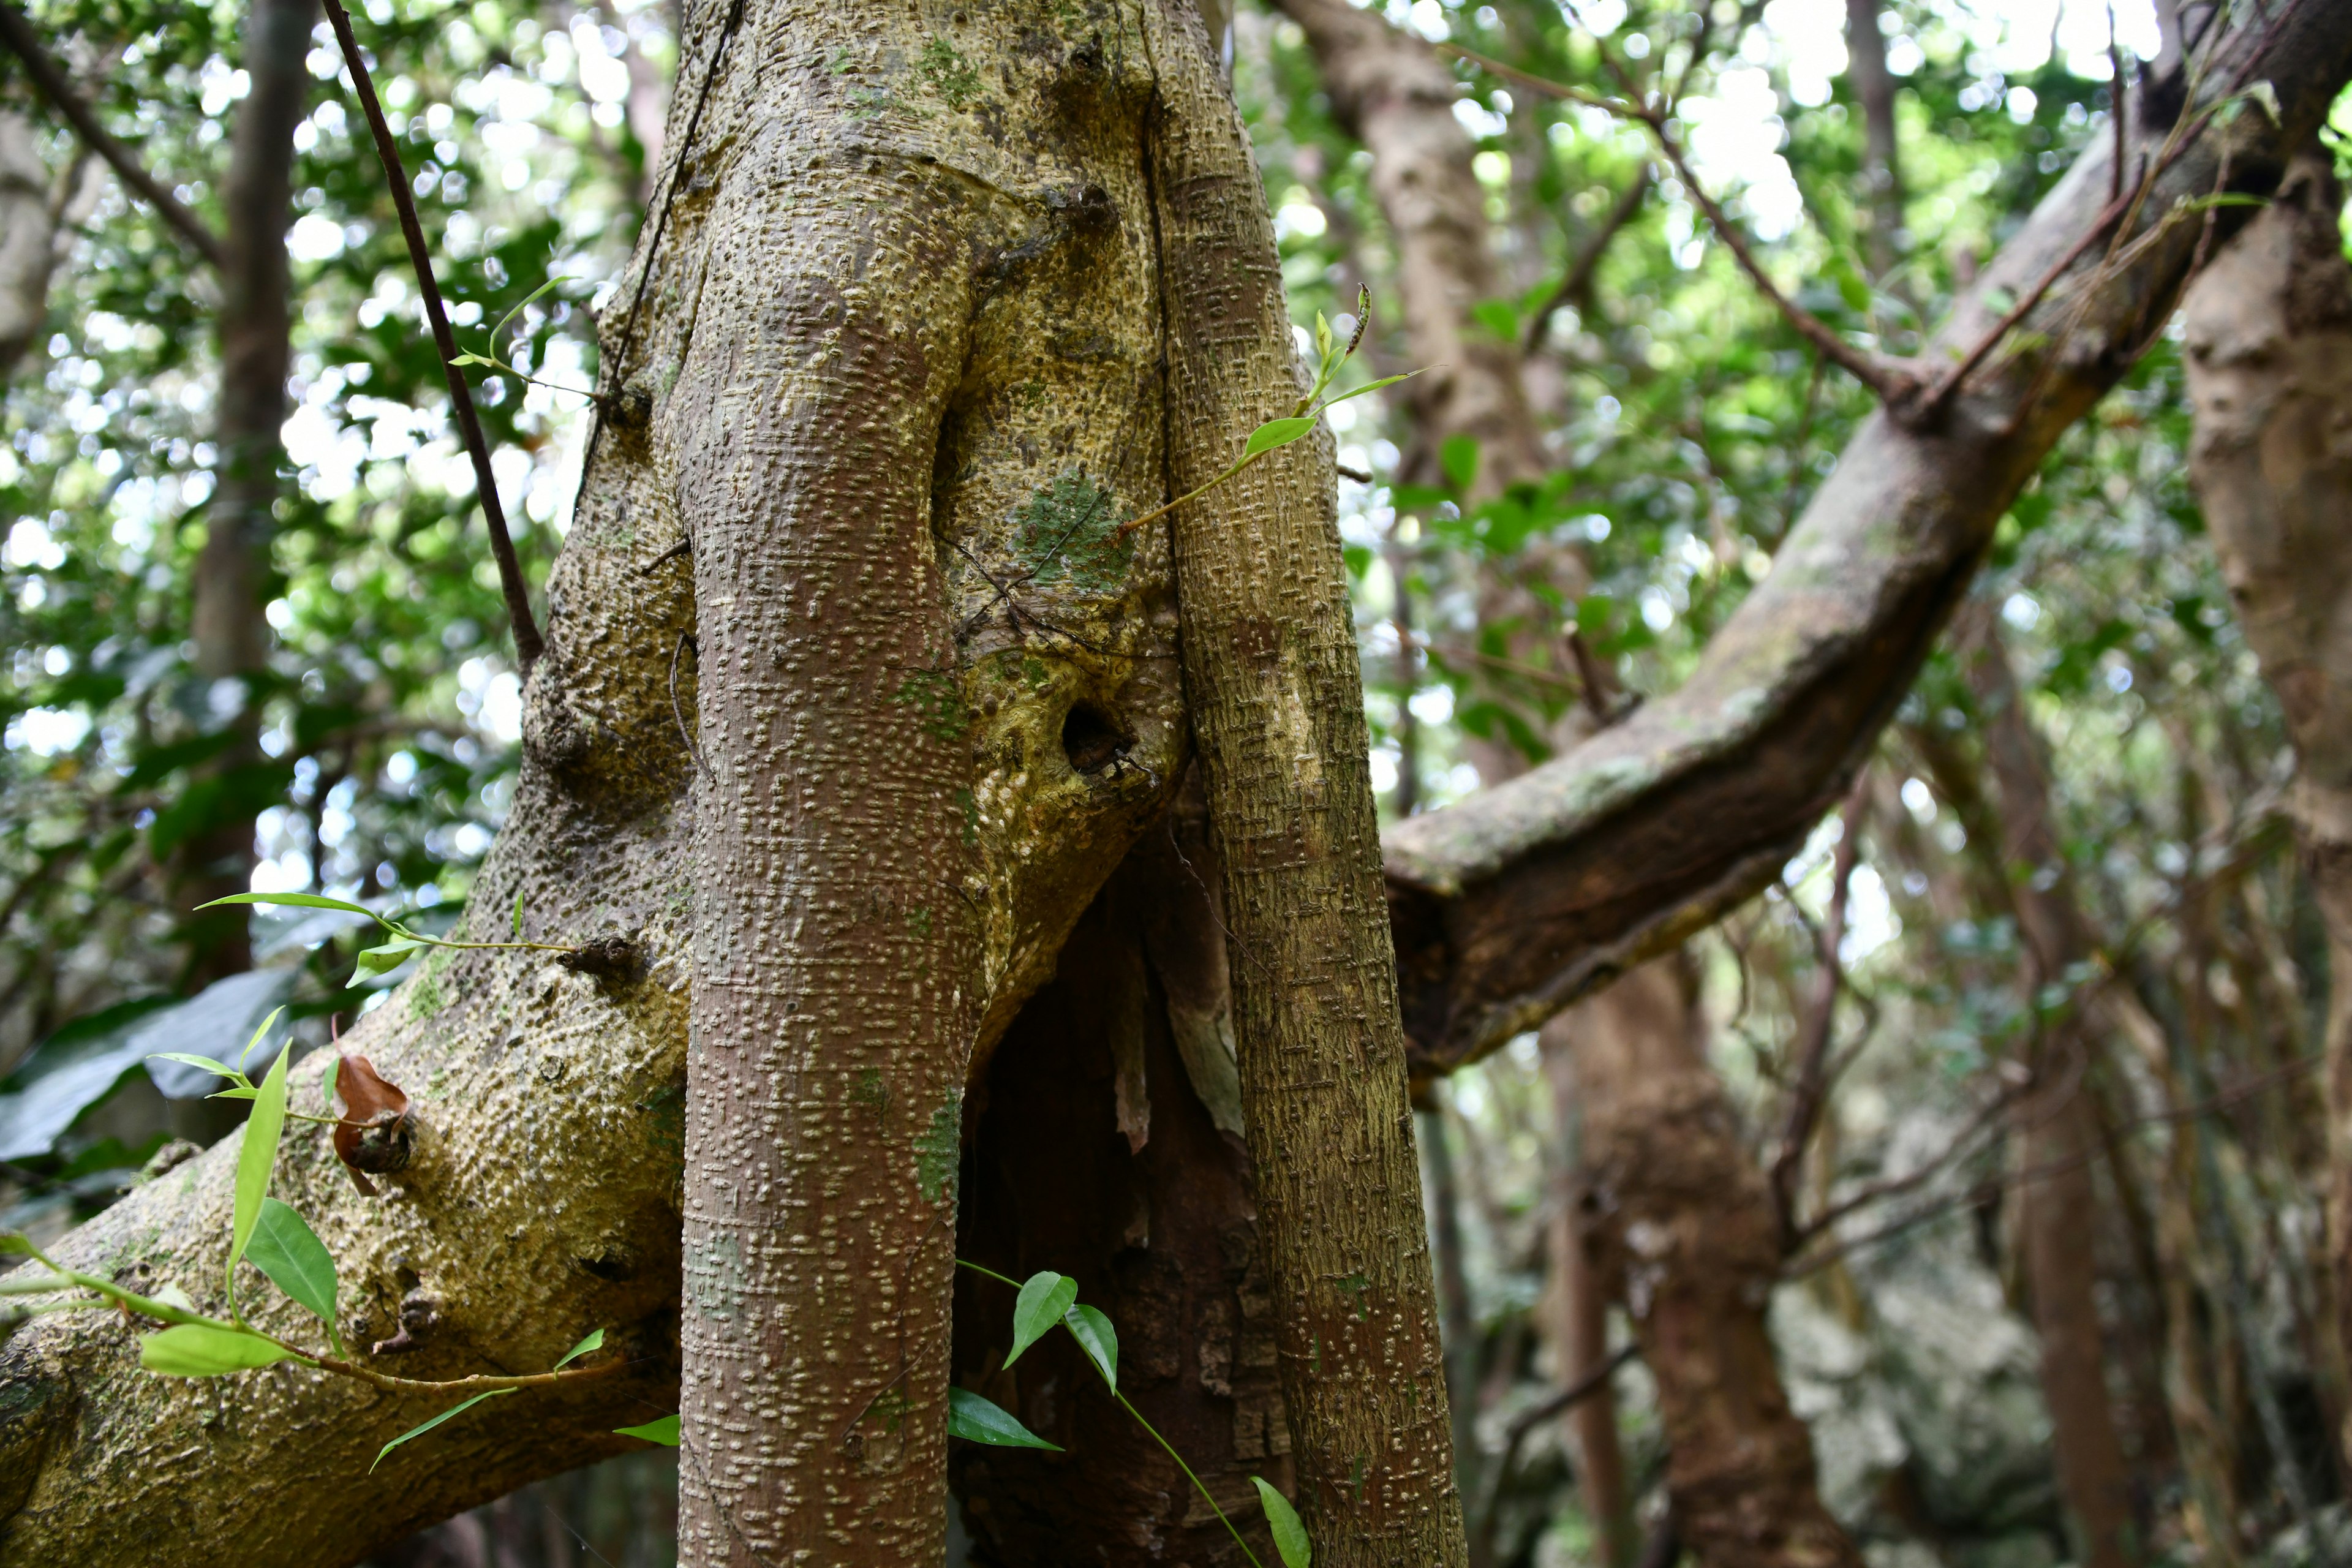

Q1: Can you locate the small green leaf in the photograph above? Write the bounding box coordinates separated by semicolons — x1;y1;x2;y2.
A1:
356;937;426;974
1242;417;1317;461
1439;434;1481;494
138;1322;296;1376
1314;311;1335;365
208;1086;259;1102
235;1006;287;1072
2245;80;2280;123
246;1198;337;1324
554;1327;605;1370
615;1413;680;1445
322;1054;339;1112
371;1389;516;1472
490;274;565;346
146;1051;244;1082
947;1387;1061;1450
511;888;526;939
1006;1270;1078;1368
228;1041;292;1299
151;1282;197;1314
0;1234;30;1254
449;352;497;368
1253;1477;1311;1568
197;892;390;928
1063;1303;1117;1392
1320;369;1425;409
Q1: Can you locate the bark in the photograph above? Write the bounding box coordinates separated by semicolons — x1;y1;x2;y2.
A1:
1151;0;1468;1556
1385;0;2352;1075
6;7;2352;1564
0;113;98;379
179;0;317;991
2182;143;2352;1471
1842;0;1902;277
1272;0;1543;493
1567;956;1860;1568
1949;609;2136;1568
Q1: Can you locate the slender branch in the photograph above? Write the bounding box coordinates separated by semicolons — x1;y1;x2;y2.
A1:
1768;771;1869;1243
320;0;544;675
1471;1342;1638;1564
0;1;227;270
1523;165;1651;354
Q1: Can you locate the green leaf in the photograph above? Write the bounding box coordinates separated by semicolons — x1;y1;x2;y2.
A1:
0;1234;30;1254
1242;417;1318;461
554;1327;605;1370
1253;1477;1311;1568
235;1006;287;1072
1314;311;1335;366
1063;1303;1117;1392
1321;369;1425;409
228;1041;292;1297
207;1086;259;1102
1006;1270;1078;1368
197;893;389;929
371;1389;516;1472
615;1413;680;1445
245;1198;336;1324
947;1387;1061;1450
511;888;526;940
322;1054;339;1112
356;937;426;974
1439;434;1481;494
138;1322;296;1376
449;352;497;368
490;274;565;346
146;1052;244;1084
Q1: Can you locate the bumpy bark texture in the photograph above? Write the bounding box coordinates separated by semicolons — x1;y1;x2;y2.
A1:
1150;1;1468;1560
2182;145;2352;1469
1385;0;2352;1075
1566;957;1861;1568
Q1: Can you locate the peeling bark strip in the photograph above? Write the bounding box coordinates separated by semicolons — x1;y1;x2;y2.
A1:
1384;0;2352;1076
1147;4;1468;1564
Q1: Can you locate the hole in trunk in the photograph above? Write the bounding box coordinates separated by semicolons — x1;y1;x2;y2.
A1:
1060;701;1130;775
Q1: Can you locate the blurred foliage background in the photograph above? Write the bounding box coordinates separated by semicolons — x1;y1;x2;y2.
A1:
3;0;2348;1561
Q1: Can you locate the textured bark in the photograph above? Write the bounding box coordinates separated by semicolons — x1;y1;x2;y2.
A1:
1150;0;1468;1559
1567;957;1860;1568
1950;609;2136;1568
2182;145;2352;1470
1385;0;2352;1075
179;0;317;990
1272;0;1542;493
1842;0;1902;277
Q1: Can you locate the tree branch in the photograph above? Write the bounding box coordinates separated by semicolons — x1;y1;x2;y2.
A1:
0;1;227;271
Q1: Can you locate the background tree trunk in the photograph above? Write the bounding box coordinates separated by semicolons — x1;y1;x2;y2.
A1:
2182;143;2352;1471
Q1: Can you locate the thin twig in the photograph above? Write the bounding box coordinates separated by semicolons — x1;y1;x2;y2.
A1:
669;630;706;778
322;0;544;676
1768;770;1871;1245
0;2;226;270
1523;165;1652;355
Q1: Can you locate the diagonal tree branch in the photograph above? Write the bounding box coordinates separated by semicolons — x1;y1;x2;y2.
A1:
0;1;226;271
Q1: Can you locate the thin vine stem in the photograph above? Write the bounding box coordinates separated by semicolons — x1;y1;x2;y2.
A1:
954;1260;1270;1568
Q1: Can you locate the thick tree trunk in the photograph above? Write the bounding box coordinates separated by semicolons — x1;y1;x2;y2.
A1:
1570;957;1861;1568
6;7;2352;1564
179;0;317;992
2182;144;2352;1470
1152;1;1469;1557
1949;611;2138;1568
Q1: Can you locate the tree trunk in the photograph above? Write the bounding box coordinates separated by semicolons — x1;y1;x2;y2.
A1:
0;112;98;380
1947;611;2139;1568
1842;0;1902;277
1542;1027;1633;1568
1152;0;1469;1555
2182;143;2352;1472
6;7;2352;1563
1569;956;1861;1568
179;0;317;993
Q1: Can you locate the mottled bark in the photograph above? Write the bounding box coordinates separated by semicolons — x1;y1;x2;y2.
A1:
1386;0;2352;1074
180;0;317;990
1949;609;2136;1568
2182;145;2352;1471
1567;957;1860;1568
1150;0;1469;1559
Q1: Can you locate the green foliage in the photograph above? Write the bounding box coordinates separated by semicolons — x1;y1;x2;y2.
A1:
227;1040;291;1308
139;1322;299;1376
1063;1303;1117;1392
1253;1477;1311;1568
245;1197;337;1330
553;1327;604;1369
614;1413;680;1445
372;1390;516;1472
1005;1270;1078;1368
946;1386;1059;1450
